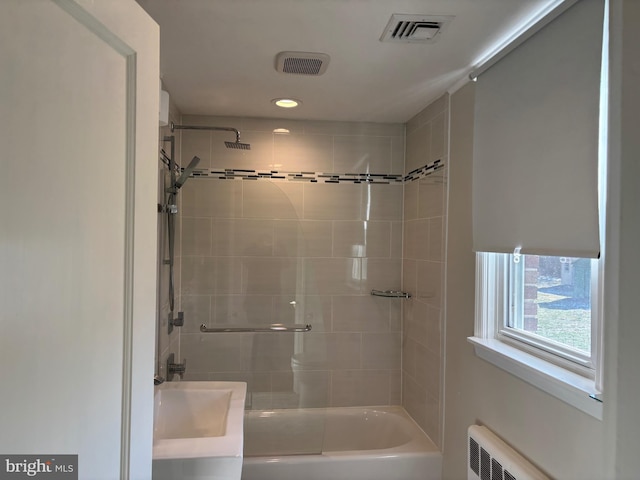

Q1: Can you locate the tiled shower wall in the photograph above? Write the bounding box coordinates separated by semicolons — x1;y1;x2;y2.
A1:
402;94;449;446
178;116;406;409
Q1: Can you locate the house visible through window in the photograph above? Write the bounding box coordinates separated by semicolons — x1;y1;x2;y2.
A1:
502;254;599;375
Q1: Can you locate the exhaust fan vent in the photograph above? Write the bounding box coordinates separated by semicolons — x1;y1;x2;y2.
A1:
275;51;330;76
380;14;454;44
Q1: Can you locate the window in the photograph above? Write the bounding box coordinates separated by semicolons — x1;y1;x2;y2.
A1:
505;254;598;373
471;250;604;419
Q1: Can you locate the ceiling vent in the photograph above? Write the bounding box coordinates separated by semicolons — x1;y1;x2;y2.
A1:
275;51;330;76
380;14;454;44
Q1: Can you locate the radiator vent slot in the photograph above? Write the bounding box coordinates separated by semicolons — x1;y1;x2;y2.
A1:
380;14;454;44
467;426;550;480
275;51;330;76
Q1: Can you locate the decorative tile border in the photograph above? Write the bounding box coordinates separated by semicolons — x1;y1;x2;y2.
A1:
183;159;443;185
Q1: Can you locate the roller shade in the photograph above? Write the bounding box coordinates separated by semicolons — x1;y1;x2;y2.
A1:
472;0;604;258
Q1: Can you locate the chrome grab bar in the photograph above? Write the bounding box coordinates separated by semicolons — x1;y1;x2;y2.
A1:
200;323;312;333
370;289;412;299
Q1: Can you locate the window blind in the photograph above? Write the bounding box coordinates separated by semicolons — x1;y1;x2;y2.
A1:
472;0;604;258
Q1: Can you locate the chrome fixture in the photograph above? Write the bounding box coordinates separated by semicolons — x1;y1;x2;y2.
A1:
154;375;165;385
174;155;202;189
168;311;184;334
370;289;412;299
199;323;312;333
166;353;186;381
170;122;251;150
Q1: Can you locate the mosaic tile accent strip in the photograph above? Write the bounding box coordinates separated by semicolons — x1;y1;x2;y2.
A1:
181;159;443;184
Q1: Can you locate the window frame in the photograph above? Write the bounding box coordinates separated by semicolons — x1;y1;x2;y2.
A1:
502;253;599;377
470;251;604;419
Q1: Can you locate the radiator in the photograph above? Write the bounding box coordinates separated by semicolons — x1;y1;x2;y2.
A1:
468;425;549;480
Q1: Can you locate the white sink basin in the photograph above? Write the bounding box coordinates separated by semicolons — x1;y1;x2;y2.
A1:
152;381;247;480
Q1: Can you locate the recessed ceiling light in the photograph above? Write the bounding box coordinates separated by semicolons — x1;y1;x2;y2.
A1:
272;98;301;108
273;128;290;134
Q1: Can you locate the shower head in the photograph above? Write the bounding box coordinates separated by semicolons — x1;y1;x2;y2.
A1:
174;156;201;189
224;141;251;150
171;122;251;150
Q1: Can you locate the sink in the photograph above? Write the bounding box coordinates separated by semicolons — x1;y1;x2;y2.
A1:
152;381;247;480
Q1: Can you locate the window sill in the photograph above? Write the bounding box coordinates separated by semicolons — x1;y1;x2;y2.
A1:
468;337;603;420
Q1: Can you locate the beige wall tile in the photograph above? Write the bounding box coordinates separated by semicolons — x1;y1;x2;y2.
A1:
243;181;303;220
403;180;419;221
391;221;403;259
181;130;211;170
414;342;441;395
403;337;417;379
304;258;363;295
304;183;366;221
211;130;274;171
362;258;402;293
362;332;401;369
303;121;404;137
214;257;244;294
273;220;332;257
405;301;428;346
242;333;295;372
274;295;332;328
405;123;430;175
332;221;391;258
402;374;427;431
181;217;212;256
181;256;215;295
431;112;446;163
416;260;442;307
180;333;243;373
333;135;391;173
242;257;298;295
402;259;417;296
181;178;243;218
288;370;330;408
367;184;403;221
391;136;405;174
274;133;333;172
242;117;306;134
180;295;212;333
332;295;391;332
423;391;441;446
212;294;274;326
319;332;362;369
406;94;447;134
331;370;391;407
418;176;444;219
181;114;244;128
428;217;443;262
213;218;274;257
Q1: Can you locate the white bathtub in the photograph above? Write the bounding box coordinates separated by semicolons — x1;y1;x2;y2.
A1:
242;406;442;480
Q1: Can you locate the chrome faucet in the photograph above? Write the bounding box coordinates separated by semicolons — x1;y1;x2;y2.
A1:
154;375;165;385
166;353;186;381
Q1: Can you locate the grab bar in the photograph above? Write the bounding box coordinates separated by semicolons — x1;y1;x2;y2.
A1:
200;323;312;333
370;289;412;299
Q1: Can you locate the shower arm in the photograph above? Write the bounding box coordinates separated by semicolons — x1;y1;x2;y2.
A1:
171;122;241;143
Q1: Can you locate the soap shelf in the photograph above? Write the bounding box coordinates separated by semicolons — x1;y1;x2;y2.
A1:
370;289;412;299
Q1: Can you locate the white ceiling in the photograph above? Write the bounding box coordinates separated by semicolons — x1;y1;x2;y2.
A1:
136;0;557;123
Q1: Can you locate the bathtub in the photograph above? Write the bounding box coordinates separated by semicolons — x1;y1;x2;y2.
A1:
242;406;442;480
